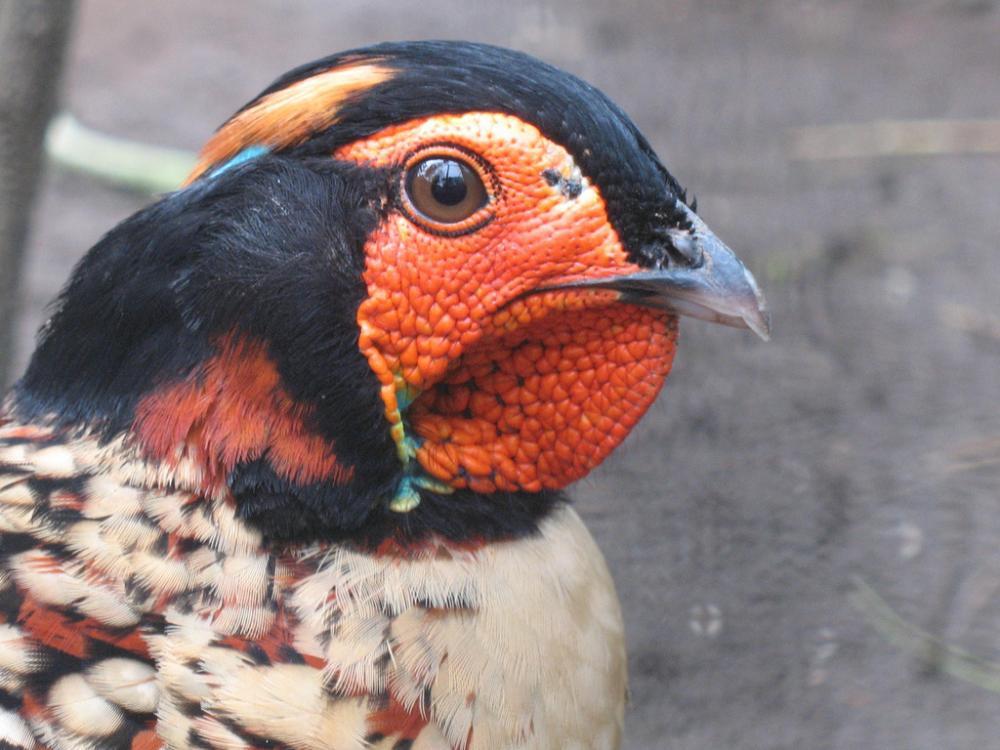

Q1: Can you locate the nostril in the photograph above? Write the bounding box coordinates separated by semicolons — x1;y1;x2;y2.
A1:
644;228;705;270
667;231;705;268
635;242;672;270
636;237;703;270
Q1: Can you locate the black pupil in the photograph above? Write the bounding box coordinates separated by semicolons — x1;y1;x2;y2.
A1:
426;160;468;206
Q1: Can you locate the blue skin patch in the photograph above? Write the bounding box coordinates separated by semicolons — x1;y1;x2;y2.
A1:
396;384;419;411
390;474;455;513
388;381;454;512
209;145;271;178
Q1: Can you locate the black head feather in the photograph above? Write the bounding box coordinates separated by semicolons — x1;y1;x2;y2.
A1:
235;41;694;268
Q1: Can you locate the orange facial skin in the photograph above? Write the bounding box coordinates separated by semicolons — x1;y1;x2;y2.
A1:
337;112;678;495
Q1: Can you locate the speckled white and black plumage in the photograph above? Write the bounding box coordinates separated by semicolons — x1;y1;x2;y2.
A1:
0;422;625;749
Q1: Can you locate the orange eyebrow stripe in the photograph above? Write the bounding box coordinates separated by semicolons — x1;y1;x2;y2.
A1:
184;62;395;184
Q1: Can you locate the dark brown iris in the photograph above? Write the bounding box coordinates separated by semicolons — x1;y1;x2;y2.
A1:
405;157;487;224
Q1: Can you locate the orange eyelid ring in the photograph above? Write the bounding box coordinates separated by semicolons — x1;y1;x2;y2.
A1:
398;144;498;236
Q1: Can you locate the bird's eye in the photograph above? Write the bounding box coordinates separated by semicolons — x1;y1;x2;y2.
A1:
404;157;488;225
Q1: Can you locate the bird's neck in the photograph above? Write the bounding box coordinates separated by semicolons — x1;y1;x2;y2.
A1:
10;327;563;548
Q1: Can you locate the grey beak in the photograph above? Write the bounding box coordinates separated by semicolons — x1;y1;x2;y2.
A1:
542;205;771;340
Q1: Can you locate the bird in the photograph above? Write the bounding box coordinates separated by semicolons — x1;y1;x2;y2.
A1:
0;41;768;750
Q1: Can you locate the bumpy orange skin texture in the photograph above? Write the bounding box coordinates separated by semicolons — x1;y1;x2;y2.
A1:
338;112;678;493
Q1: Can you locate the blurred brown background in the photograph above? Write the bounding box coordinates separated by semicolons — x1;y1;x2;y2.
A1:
4;1;1000;747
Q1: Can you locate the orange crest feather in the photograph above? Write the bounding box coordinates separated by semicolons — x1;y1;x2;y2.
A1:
185;62;394;184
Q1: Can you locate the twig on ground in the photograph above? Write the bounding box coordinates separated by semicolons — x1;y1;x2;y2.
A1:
788;118;1000;161
849;576;1000;693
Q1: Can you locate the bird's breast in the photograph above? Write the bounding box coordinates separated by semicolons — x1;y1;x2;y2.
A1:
0;422;626;750
286;504;628;749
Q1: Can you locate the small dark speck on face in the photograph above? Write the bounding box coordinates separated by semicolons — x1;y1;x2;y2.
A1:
562;178;583;199
541;169;583;200
542;169;561;186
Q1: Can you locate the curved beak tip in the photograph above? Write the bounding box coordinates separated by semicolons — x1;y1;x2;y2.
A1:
634;235;772;342
643;204;771;342
738;270;772;341
744;299;772;342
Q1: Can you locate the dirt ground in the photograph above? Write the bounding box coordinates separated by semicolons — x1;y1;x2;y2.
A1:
13;1;1000;747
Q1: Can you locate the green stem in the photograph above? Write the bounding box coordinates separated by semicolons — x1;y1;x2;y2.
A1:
45;112;197;195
